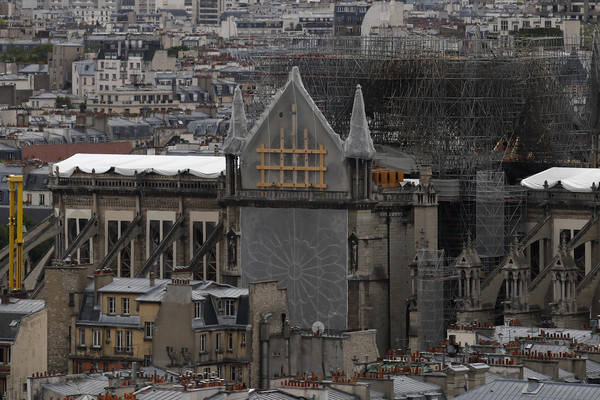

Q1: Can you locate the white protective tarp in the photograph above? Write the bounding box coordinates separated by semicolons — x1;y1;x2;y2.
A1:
53;153;226;178
521;167;600;192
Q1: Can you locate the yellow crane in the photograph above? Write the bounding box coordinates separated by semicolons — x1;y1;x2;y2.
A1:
8;175;24;292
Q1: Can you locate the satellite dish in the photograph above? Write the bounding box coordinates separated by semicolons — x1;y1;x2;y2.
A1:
312;321;325;334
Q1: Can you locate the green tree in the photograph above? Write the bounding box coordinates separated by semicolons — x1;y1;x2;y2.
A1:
0;43;53;64
582;23;598;50
27;43;52;63
167;45;189;58
55;96;73;109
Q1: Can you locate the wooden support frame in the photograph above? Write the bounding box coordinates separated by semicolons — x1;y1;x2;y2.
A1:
256;104;328;189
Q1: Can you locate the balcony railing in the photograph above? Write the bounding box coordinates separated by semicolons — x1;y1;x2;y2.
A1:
114;346;133;355
50;174;220;193
233;188;349;202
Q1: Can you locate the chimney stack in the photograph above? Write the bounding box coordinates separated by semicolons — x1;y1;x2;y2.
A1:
94;268;114;305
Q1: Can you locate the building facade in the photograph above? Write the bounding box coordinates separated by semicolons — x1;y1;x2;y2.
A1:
48;42;84;91
0;299;47;400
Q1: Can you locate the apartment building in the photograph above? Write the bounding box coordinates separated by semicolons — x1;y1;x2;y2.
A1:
72;59;96;98
71;271;169;373
70;269;253;385
152;277;250;384
92;85;178;114
487;15;560;36
0;299;47;400
538;0;600;22
333;1;370;35
48;41;84;91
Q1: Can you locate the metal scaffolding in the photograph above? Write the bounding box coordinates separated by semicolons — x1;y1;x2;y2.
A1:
475;171;526;273
413;249;457;349
249;34;586;259
251;35;591;178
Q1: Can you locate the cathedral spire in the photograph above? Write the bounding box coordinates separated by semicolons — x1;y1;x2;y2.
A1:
223;86;248;156
344;84;376;160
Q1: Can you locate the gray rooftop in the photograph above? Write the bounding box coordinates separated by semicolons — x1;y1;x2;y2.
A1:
43;374;109;398
454;379;600;400
495;326;598;346
328;387;359;400
558;367;577;381
392;375;442;397
485;370;508;384
137;388;183;400
74;60;95;76
249;390;300;400
0;298;44;314
523;367;552;381
587;358;600;377
525;342;570;355
201;287;248;299
98;278;171;294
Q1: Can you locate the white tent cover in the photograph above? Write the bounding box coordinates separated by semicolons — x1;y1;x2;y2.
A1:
521;167;600;192
53;154;226;178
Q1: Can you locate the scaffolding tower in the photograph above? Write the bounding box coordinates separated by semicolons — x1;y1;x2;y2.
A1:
415;249;456;350
475;171;526;273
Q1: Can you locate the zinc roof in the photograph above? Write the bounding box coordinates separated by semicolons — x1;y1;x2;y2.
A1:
526;343;570;355
140;366;179;380
485;371;508;384
523;367;552;381
453;379;600;400
135;283;169;302
249;390;300;400
201;287;248;299
43;375;108;397
0;313;30;341
137;388;182;400
587;359;600;376
0;298;44;314
392;375;442;396
559;368;577;381
99;278;170;293
205;393;226;400
495;326;598;346
369;389;386;400
328;387;359;400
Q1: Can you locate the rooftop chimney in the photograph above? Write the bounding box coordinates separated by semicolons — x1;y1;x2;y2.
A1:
94;268;114;305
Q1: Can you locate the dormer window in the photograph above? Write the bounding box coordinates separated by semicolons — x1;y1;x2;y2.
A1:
225;299;235;316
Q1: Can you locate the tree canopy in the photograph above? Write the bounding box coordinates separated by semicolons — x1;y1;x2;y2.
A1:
0;43;52;64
